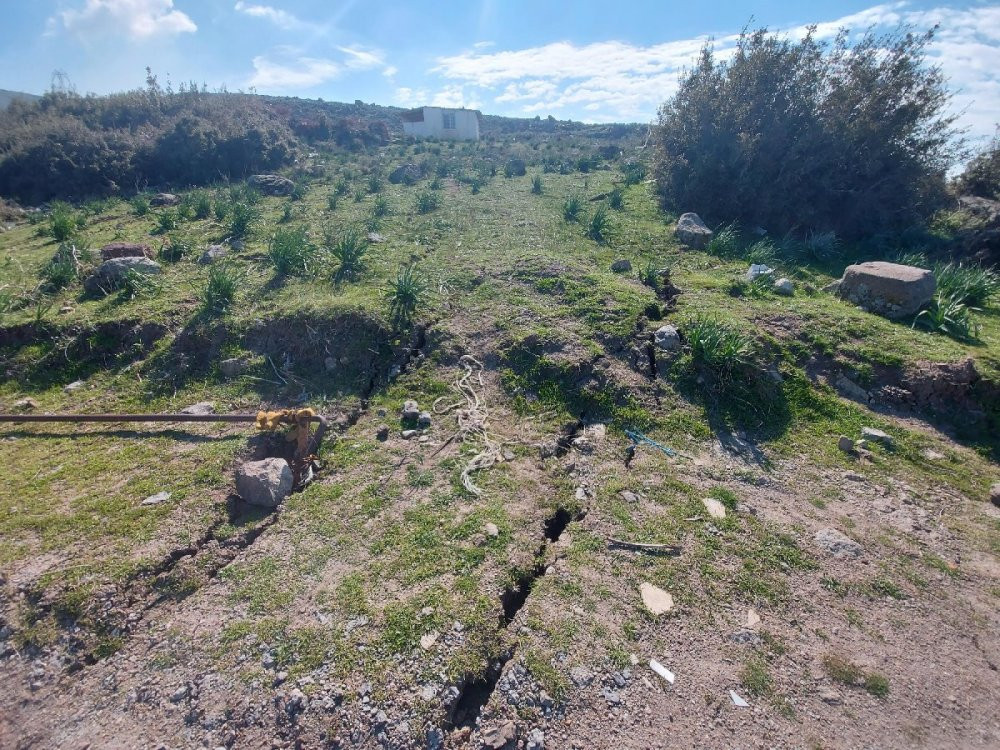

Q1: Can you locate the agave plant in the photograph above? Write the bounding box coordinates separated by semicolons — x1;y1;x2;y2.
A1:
328;228;367;282
913;293;981;341
563;195;583;222
387;264;426;327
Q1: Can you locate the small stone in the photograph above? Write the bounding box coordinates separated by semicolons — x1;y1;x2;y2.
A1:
639;582;673;615
701;497;727;519
235;458;293;507
612;672;627;688
538;690;554;709
861;427;894;448
198;245;228;265
480;721;517;750
574;486;588;501
417;411;432;428
610;258;632;273
814;527;863;558
181;401;215;416
620;490;639;503
674;212;713;248
401;399;420;420
141;491;171;507
220;357;247;378
602;687;622;705
376;424;390;441
526;728;545;750
819;688;842;705
653;325;680;351
64;380;85;393
273;671;288;686
746;608;761;629
420;631;439;650
838;435;855;453
401;429;419;439
12;398;37;411
426;726;444;750
150;193;179;206
773;277;795;295
922;448;945;461
484;522;500;538
747;264;774;281
170;684;189;703
569;667;593;686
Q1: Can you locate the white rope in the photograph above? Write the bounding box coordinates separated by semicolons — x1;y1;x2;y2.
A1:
432;354;502;496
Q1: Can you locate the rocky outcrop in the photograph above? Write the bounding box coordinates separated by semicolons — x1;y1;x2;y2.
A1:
248;174;295;196
838;261;935;319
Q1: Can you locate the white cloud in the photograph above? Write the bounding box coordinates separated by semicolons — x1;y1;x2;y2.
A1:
248;55;341;89
51;0;196;40
338;46;387;71
430;85;481;110
427;2;1000;138
395;87;429;107
234;1;305;31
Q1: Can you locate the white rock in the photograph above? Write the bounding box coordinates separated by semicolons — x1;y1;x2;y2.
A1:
640;582;673;615
420;631;439;650
142;491;171;506
746;608;761;629
484;522;500;538
814;527;863;558
653;325;681;351
180;401;215;415
773;277;795;295
701;497;727;519
747;264;774;281
235;458;293;507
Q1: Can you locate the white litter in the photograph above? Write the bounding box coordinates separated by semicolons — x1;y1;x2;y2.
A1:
649;659;675;685
729;689;749;707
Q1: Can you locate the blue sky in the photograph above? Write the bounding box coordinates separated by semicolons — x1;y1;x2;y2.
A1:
1;1;997;144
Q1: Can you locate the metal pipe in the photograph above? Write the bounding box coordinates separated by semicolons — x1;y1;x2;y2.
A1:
0;413;324;424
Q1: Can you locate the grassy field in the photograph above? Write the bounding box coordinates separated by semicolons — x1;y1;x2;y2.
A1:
1;136;999;749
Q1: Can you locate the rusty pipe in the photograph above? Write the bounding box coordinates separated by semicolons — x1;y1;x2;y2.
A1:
0;413;324;423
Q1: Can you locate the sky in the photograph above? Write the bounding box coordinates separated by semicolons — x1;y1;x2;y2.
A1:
0;0;997;145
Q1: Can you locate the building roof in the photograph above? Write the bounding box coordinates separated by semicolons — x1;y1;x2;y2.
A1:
400;106;483;123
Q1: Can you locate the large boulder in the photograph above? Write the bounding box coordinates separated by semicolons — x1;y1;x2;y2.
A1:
504;158;526;177
100;242;153;261
150;193;179;207
389;163;422;185
674;212;713;248
248;174;295;196
84;257;161;295
235;458;293;507
838;261;935;319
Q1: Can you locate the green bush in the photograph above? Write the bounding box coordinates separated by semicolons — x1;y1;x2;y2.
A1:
705;223;741;257
156;209;178;232
372;196;390;217
934;262;1000;307
955;130;1000;199
415;190;440;214
40;243;81;291
387;264;426;327
587;206;610;242
327;228;367;282
685;314;755;377
191;191;212;220
158;237;189;263
653;27;958;238
201;263;239;313
913;293;981;341
531;175;543;195
268;226;315;276
327;193;339;211
563;195;583;222
608;187;624;210
49;203;77;242
228;201;259;239
131;194;151;217
622;161;646;185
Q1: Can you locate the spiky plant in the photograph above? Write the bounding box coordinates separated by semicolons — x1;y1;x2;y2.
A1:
563;195;583;222
531;175;543;195
587;206;610;242
268;226;315;276
387;264;426;327
328;228;368;283
608;187;624;210
201;263;239;314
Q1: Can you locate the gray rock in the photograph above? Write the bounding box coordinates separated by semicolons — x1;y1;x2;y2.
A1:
376;424;390;441
819;688;843;705
198;245;228;265
150;193;179;206
220;358;247;378
838;261;935;319
142;491;171;507
834;374;870;402
815;527;863;558
838;435;855;453
504;158;526;176
181;401;215;415
484;522;500;537
538;690;554;709
674;212;713;248
861;427;894;448
610;258;632;273
602;687;621;705
402;399;420;420
612;672;627;688
773;277;795;295
991;483;1000;508
569;666;593;686
426;726;444;750
84;257;161;295
653;325;680;351
12;398;37;411
526;728;545;750
389;163;422;185
401;429;419;439
170;684;189;703
417;411;432;428
747;263;774;281
620;490;639;503
63;380;85;393
248;174;295;196
481;721;517;749
235;458;293;507
230;238;245;251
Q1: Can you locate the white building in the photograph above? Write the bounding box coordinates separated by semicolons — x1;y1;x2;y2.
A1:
400;106;481;141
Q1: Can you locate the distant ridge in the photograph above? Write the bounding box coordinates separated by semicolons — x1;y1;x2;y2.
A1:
0;89;40;109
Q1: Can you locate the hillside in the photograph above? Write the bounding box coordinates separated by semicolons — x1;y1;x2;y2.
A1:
0;130;998;750
0;89;39;109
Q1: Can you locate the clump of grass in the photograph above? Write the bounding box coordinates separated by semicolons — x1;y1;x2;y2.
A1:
387;264;426;327
822;653;890;699
334;177;349;196
228;201;259;239
156;209;178;233
40;243;81;291
279;202;294;223
327;193;339;211
429;176;442;190
201;263;239;313
130;194;151;217
327;228;367;282
587;206;610;242
290;182;307;201
744;239;777;266
368;174;383;194
740;656;773;697
639;260;661;290
354;189;365;203
563;195;583;222
49;202;76;242
415;191;441;214
118;269;161;300
372;195;390;217
608;187;624;210
934;262;1000;307
913;293;980;341
192;191;212;220
800;230;841;261
213;198;231;221
531;175;543;195
268;226;315;276
158;238;189;263
622;161;646;185
684;314;755;376
706;223;741;256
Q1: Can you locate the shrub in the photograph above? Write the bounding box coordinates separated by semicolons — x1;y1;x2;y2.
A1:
531;175;543;195
334;177;349;196
119;268;161;300
327;228;367;282
201;263;238;313
279;202;294;223
913;293;981;341
49;203;77;241
387;264;426;327
934;262;1000;307
40;243;81;291
290;182;307;201
955;130;1000;199
608;187;624;210
367;174;383;194
158;237;189;263
744;240;777;266
156;209;178;233
415;191;440;214
622;161;646;185
191;191;212;220
429;176;442;190
131;195;151;217
228;201;258;239
214;198;231;221
587;206;610;242
653;27;959;238
268;226;315;276
684;314;755;376
563;195;583;222
372;196;390;217
706;223;741;257
327;193;339;211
